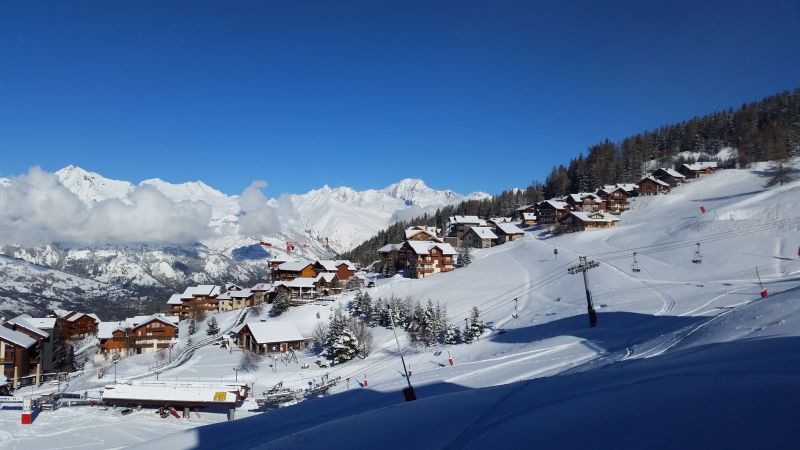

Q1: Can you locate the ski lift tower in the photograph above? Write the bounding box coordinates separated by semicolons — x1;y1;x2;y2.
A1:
568;256;600;327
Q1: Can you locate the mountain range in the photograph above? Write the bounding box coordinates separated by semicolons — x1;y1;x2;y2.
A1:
0;166;489;318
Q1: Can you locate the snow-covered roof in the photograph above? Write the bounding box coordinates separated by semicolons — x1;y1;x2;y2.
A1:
640;175;670;187
229;288;254;299
97;321;126;340
539;200;568;210
225;283;244;291
468;226;498;240
404;229;437;240
448;215;485;225
495;223;525;235
515;204;535;211
167;294;183;305
654;168;686;178
102;383;242;405
276;277;318;289
522;212;537;220
181;285;221;299
569;211;621;223
216;291;232;300
318;273;338;283
378;243;403;253
251;283;275;292
130;315;178;331
277;260;313;272
315;260;356;271
0;326;37;348
488;217;513;224
597;185;630;196
404;240;457;256
683;162;718;171
241;321;305;344
6;316;48;338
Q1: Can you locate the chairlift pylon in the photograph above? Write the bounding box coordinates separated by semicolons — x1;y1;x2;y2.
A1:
692;243;703;264
631;252;641;273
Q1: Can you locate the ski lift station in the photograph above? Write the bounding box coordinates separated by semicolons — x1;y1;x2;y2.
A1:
101;380;249;420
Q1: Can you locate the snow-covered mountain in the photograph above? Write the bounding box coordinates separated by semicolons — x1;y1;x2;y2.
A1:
0;166;489;317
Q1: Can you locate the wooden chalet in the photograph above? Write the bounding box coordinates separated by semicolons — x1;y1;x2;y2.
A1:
234;322;308;354
313;260;356;281
0;326;37;386
399;241;456;279
559;211;621;233
446;215;487;246
55;310;100;341
98;314;179;355
678;162;717;179
521;212;537;227
216;291;234;313
596;186;631;215
536;200;570;225
514;205;536;222
251;283;276;304
463;226;498;249
404;226;442;242
273;260;316;281
637;176;670;196
275;277;319;303
378;243;404;275
494;222;525;244
167;285;221;321
564;193;602;213
4;315;60;373
652;168;686;187
316;272;342;296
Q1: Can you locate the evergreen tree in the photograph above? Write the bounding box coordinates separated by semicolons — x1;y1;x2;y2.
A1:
188;319;197;336
330;327;360;364
466;306;486;342
350;291;373;324
764;158;795;187
444;323;461;345
271;290;291;317
206;317;220;335
458;243;473;266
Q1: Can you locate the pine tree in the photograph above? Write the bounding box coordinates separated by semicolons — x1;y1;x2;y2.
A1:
444;323;461;345
271;290;291;317
458;243;473;266
206;317;220;335
188;319;197;336
764;158;795;187
467;306;485;342
331;327;360;364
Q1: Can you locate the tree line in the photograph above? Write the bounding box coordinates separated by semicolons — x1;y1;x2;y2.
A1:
342;88;800;266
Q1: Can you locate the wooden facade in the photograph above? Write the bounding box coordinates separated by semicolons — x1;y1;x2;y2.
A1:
596;187;630;215
536;201;570;224
235;323;307;354
652;168;686;187
637;176;670;196
559;212;621;233
273;262;316;281
400;241;456;279
58;312;99;341
0;331;35;382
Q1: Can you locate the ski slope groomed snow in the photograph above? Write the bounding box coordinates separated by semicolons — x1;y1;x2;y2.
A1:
2;165;800;449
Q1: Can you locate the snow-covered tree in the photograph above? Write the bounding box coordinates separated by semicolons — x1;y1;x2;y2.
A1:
188;319;197;336
271;290;291;317
444;323;461;345
330;327;359;364
350;291;373;323
458;244;473;266
464;306;485;343
206;317;220;335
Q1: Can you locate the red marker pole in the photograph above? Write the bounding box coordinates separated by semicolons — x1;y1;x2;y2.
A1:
756;267;768;298
363;374;368;387
448;351;454;366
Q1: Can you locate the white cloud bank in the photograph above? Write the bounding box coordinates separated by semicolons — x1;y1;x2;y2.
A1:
0;167;215;246
237;180;282;237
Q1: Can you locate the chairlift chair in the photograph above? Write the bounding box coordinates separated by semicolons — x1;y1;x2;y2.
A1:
512;298;519;319
631;252;641;273
692;243;703;264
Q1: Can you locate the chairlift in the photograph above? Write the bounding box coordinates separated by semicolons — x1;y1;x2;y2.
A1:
631;252;641;273
512;298;519;319
692;243;703;264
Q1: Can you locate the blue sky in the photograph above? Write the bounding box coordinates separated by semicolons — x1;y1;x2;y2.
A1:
1;1;799;197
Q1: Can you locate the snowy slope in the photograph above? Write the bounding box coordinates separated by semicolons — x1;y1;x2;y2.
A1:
123;165;800;449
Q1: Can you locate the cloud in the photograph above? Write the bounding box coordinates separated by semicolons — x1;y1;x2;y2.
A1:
0;167;213;246
237;180;282;237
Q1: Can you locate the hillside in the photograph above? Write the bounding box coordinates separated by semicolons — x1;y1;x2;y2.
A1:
6;164;795;449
